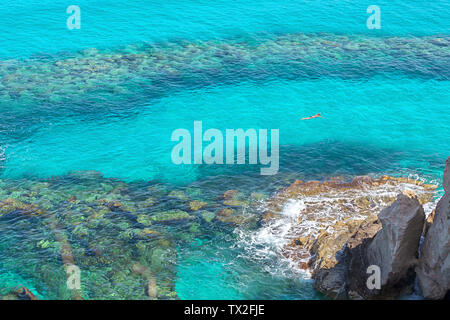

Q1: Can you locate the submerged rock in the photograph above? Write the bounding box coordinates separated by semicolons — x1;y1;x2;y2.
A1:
0;198;44;216
141;197;157;208
138;228;162;238
223;199;248;207
416;157;450;299
105;200;123;211
200;210;216;223
216;207;255;225
0;174;188;300
189;200;207;211
250;192;266;201
130;262;158;300
151;209;193;223
137;214;153;226
217;208;235;219
221;189;239;200
168;190;189;201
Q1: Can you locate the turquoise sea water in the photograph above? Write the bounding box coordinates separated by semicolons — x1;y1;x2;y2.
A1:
0;1;449;299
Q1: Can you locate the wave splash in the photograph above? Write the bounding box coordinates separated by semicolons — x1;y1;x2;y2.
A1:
235;175;438;277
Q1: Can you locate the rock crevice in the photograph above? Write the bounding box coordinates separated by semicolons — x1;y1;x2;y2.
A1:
416;157;450;299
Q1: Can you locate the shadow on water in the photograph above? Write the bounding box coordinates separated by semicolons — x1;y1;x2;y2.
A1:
1;139;443;192
188;139;439;194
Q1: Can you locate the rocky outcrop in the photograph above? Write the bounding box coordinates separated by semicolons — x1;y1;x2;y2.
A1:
346;192;425;299
310;215;381;299
260;167;447;299
309;215;381;299
309;191;425;299
272;175;435;273
416;157;450;299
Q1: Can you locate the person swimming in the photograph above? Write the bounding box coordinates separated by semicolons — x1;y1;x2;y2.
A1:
300;113;325;120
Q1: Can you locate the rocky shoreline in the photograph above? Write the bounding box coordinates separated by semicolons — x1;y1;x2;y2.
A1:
263;158;449;299
0;161;448;300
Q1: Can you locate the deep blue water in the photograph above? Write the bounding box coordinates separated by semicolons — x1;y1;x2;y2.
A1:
0;1;449;299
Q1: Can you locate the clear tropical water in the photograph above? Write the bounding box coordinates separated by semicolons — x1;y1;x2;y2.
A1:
0;1;449;299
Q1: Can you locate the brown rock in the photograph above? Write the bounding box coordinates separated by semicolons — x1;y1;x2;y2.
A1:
299;262;309;270
106;201;123;211
131;262;158;299
402;189;416;199
217;208;234;217
216;207;254;225
261;212;277;221
139;228;162;238
223;199;247;207
221;190;239;200
292;236;315;249
424;184;438;191
309;218;368;299
0;199;44;216
189;200;207;211
352;175;373;186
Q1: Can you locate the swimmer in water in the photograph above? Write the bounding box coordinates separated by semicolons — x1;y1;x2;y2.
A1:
300;113;325;120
